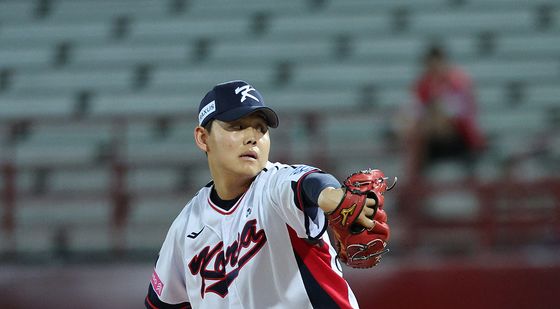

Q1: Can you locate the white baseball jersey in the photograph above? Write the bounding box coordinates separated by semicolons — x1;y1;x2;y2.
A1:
147;162;359;309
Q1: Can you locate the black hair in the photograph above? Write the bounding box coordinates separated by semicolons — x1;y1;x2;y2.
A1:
203;119;214;133
423;44;447;64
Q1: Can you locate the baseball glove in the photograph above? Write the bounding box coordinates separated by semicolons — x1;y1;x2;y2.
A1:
327;169;396;268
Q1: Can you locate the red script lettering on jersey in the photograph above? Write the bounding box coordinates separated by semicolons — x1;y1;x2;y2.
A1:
188;219;267;298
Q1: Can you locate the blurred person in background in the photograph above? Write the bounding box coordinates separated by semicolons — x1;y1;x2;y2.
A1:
401;44;486;178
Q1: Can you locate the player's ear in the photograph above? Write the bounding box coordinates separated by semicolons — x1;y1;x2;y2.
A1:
194;126;209;152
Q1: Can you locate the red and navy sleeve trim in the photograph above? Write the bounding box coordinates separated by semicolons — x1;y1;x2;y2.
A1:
291;169;321;211
145;284;191;309
291;169;340;240
291;169;326;240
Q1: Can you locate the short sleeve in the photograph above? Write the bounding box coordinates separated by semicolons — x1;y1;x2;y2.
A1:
266;164;331;240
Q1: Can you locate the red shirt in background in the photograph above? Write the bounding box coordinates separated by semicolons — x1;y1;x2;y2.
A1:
414;66;486;151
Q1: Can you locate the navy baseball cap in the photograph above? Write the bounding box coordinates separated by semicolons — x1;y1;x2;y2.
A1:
197;80;279;128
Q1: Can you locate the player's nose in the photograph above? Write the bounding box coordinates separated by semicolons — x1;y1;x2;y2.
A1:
244;127;258;145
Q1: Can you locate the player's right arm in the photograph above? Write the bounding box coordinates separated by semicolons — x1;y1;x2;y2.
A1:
145;213;191;309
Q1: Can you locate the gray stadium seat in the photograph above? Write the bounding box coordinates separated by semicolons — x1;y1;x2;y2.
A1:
0;21;110;48
129;17;249;44
51;0;168;22
0;94;75;118
92;92;198;116
14;142;97;166
495;33;560;58
527;83;560;108
466;59;559;83
323;113;387;156
465;0;553;10
11;68;131;94
72;42;188;68
292;62;416;88
326;0;449;13
479;109;544;134
424;189;479;220
353;36;427;63
16;197;111;251
210;38;333;65
124;140;200;165
128;168;181;193
267;13;392;40
265;87;360;111
24;122;113;145
150;65;274;91
49;168;111;194
0;46;52;70
411;9;534;35
476;84;507;112
0;1;34;24
187;0;308;17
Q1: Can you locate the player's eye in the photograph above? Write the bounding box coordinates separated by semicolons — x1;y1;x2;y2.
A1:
228;124;243;130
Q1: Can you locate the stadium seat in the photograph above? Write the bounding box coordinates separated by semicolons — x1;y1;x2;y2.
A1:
466;59;559;84
0;1;35;23
14;142;97;166
16;198;111;251
210;38;333;65
0;94;75;118
267;13;392;39
495;33;560;58
527;83;560;108
326;0;449;13
72;42;189;69
292;62;416;88
0;46;52;70
0;21;110;48
410;9;534;35
51;0;169;22
129;17;249;44
11;68;131;94
424;189;479;220
187;0;308;17
150;65;274;91
92;92;197;116
49;168;111;194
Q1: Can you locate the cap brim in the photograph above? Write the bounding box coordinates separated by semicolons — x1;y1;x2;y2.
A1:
214;106;279;128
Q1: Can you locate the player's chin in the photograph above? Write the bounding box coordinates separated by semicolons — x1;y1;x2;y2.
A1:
237;158;265;174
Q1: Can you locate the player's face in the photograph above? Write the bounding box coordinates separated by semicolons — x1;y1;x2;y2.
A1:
205;112;271;180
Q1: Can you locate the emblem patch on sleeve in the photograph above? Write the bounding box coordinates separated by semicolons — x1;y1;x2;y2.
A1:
151;269;164;296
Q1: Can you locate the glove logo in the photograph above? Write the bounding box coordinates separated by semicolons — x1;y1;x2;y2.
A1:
340;203;357;226
347;239;388;266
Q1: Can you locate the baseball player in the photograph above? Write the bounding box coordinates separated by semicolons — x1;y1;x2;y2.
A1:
145;80;393;309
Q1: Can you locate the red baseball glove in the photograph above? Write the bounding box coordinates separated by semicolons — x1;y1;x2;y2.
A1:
327;169;396;268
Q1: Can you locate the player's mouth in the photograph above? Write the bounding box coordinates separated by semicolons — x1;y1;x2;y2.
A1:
240;151;258;160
